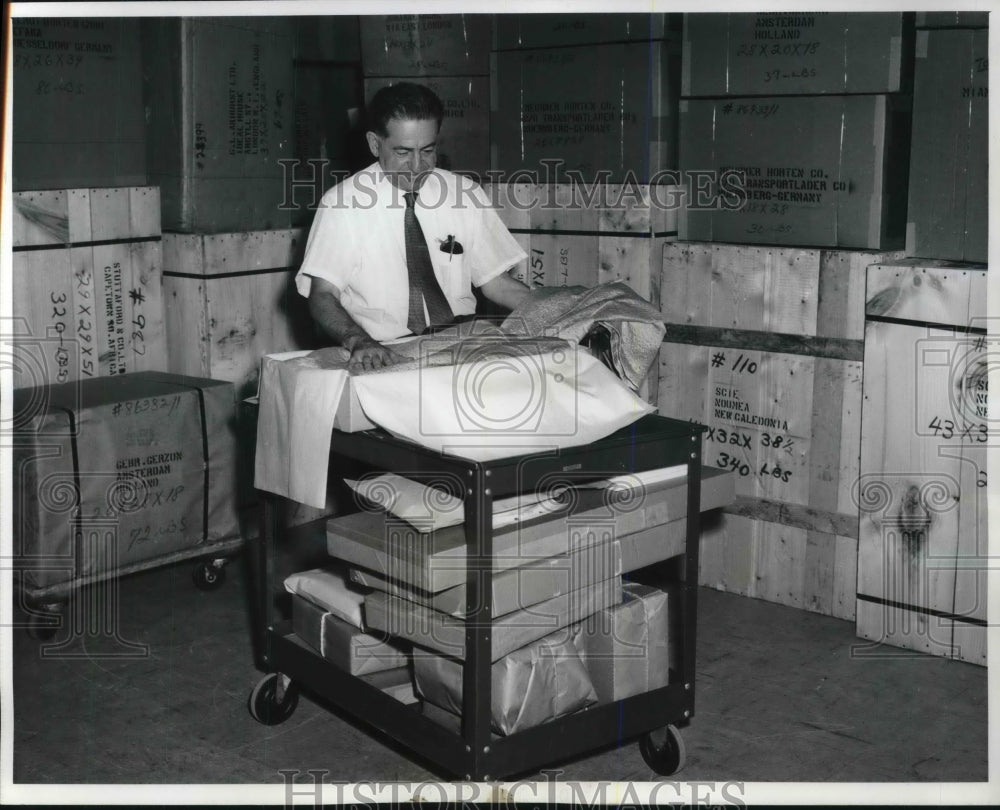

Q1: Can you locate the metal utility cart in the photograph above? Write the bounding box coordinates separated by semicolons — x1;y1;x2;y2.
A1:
249;414;705;779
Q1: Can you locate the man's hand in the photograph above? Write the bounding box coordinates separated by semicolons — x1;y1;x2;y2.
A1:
346;334;405;372
308;277;405;371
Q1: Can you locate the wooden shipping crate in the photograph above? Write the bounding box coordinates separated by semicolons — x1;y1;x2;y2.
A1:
161;230;315;399
485;181;679;403
857;260;988;665
657;242;903;619
11;187;167;388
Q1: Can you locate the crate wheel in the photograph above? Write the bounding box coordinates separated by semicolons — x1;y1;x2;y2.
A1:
639;724;686;775
26;603;64;641
248;673;299;726
192;560;226;591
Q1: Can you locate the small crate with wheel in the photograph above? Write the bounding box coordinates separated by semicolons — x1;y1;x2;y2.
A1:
12;371;243;639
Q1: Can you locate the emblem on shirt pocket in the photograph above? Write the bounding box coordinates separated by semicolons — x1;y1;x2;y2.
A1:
438;235;464;257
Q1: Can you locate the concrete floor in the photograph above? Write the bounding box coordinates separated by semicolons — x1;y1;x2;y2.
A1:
9;542;988;794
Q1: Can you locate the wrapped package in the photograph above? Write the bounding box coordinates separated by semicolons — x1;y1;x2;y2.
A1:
292;593;409;677
414;629;598;736
284;564;366;628
580;582;674;703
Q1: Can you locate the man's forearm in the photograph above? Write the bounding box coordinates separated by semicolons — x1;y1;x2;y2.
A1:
308;289;376;352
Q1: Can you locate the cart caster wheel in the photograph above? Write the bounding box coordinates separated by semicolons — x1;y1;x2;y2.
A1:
640;724;686;775
248;673;299;726
26;603;64;641
192;560;226;591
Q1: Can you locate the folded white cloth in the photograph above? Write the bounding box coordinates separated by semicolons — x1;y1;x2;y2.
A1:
254;349;350;508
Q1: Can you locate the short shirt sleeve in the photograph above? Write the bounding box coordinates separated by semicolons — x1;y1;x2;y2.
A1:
294;188;360;299
464;182;527;288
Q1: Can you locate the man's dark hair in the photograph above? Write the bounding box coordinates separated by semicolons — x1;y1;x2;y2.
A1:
366;82;445;136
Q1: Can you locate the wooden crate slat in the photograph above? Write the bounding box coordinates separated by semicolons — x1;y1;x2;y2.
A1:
67;189;93;244
128;186;162;239
89;187;132;242
12;190;69;247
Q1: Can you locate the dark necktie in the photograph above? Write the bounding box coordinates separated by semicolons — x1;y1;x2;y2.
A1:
404;191;453;334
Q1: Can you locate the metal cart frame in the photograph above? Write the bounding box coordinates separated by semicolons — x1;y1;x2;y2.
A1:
252;414;704;780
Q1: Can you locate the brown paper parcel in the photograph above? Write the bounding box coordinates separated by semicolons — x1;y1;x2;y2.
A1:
581;581;673;703
413;628;598;736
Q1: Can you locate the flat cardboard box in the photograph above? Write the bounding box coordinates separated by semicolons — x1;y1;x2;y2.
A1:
12;18;146;190
364;76;489;177
352;534;627;618
413;627;597;735
679;94;911;249
364;577;622;661
292;593;410;676
328;466;734;592
142;18;295;232
581;582;673;703
493;13;675;49
13;372;239;591
360;15;491;77
491;41;680;184
906;29;987;263
682;12;912;96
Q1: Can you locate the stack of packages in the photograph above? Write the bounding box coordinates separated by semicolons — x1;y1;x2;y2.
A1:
285;466;725;735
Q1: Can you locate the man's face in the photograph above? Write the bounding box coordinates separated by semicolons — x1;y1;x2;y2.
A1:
367;117;439;192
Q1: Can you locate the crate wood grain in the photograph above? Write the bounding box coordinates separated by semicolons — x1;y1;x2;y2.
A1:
11;188;166;388
161;230;314;398
857;260;987;665
657;242;903;618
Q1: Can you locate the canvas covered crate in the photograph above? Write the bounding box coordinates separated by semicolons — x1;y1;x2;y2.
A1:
11;186;167;388
12;371;240;593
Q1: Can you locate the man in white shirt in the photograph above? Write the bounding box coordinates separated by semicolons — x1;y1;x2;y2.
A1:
296;82;530;371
